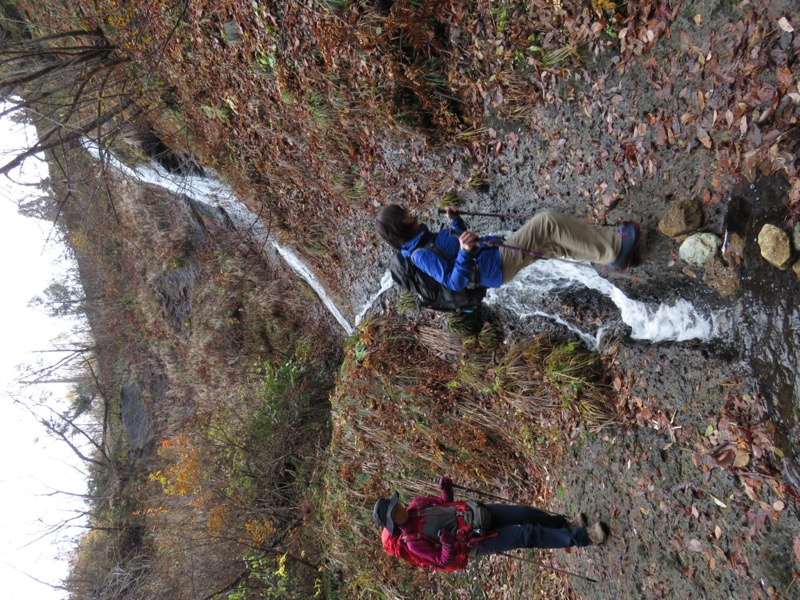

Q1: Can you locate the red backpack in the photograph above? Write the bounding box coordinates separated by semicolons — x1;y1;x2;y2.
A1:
380;527;469;572
379;500;493;572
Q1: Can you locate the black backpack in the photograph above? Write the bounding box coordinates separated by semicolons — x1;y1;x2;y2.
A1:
389;240;486;313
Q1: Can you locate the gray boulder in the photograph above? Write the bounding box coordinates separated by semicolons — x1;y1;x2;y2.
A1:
679;233;722;267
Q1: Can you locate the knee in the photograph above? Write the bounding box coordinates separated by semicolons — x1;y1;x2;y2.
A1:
530;210;559;233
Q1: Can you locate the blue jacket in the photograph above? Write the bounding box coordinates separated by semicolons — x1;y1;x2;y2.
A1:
401;216;504;290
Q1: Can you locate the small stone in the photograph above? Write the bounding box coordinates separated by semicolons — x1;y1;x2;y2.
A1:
792;224;800;252
679;233;722;267
703;258;741;297
793;261;800;280
757;224;791;269
723;232;745;266
658;198;703;237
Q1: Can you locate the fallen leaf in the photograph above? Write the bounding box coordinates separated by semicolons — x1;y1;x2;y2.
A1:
687;538;703;552
778;17;794;32
714;525;722;539
715;448;735;467
794;533;800;561
776;66;794;92
655;124;668;146
697;126;712;149
743;482;760;503
710;494;727;508
733;448;750;468
725;110;734;126
773;500;785;511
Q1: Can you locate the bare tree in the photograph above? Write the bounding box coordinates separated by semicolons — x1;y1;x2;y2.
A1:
0;26;132;177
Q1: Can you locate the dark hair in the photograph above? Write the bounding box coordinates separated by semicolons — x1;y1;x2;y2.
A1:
376;204;418;250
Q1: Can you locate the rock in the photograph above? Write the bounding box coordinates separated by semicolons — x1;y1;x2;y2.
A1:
793;261;800;280
703;257;741;297
658;198;702;237
679;233;722;267
757;224;791;269
792;224;800;252
723;232;745;266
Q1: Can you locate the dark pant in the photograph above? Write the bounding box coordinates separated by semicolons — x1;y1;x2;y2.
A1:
473;504;589;555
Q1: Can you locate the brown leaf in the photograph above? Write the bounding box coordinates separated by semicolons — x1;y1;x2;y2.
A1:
697;126;712;149
714;448;735;467
776;66;794;92
794;532;800;561
743;481;760;502
733;448;750;468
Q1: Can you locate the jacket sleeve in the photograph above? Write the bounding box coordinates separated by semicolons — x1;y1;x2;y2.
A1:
405;536;456;569
412;247;476;292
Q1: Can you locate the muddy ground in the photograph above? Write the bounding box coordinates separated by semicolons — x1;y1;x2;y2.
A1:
341;1;800;598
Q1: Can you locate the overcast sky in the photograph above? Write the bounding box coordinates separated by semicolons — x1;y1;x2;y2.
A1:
0;108;87;599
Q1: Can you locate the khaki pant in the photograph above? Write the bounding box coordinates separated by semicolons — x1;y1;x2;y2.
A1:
500;211;620;284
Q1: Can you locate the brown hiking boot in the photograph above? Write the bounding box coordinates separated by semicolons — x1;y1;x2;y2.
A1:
588;522;610;545
568;513;588;529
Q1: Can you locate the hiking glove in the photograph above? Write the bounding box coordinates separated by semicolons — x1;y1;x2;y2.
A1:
438;529;456;547
438;476;453;495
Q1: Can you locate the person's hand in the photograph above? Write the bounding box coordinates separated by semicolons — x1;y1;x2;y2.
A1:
445;205;460;220
437;476;453;490
458;231;479;252
438;529;456;547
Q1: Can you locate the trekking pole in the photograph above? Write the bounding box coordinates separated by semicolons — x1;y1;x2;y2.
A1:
450;482;514;503
446;232;548;260
448;481;565;518
478;547;599;583
437;208;530;220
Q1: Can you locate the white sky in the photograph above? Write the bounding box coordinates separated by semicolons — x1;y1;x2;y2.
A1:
0;109;87;599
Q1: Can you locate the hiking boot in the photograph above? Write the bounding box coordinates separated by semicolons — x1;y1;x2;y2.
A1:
609;221;641;272
568;513;589;529
588;522;610;545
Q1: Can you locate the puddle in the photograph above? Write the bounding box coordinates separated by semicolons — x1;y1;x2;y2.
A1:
721;176;800;480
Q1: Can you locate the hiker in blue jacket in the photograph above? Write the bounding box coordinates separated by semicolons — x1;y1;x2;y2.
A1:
376;205;640;291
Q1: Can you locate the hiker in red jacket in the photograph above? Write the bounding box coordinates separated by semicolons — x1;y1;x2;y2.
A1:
373;477;609;571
